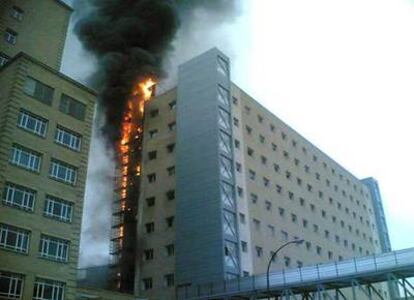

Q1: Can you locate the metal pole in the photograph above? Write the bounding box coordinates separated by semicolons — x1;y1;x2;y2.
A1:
267;239;304;300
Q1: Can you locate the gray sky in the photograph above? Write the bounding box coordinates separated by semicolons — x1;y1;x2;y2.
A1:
62;0;414;259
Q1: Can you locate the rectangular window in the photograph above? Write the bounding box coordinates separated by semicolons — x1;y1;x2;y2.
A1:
143;249;154;261
10;144;41;172
166;244;175;256
55;126;82;151
145;222;155;233
24;77;54;105
164;274;174;287
3;182;36;211
17;110;48;137
33;278;65;300
11;6;24;21
0;223;29;253
0;53;9;67
4;28;17;45
44;196;73;223
168;122;176;131
169;101;176;110
142;278;153;291
166;143;175;153
59;94;86;121
39;235;69;262
0;271;24;299
147;173;156;183
49;159;77;185
166;190;175;201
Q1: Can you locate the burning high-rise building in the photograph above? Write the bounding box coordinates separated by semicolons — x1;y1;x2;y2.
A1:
103;48;393;300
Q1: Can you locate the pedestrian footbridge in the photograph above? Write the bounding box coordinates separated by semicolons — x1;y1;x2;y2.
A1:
177;247;414;299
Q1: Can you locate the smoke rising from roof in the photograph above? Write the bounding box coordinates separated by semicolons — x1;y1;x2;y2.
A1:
74;0;240;267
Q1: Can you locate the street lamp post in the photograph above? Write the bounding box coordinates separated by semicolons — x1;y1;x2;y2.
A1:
266;239;304;300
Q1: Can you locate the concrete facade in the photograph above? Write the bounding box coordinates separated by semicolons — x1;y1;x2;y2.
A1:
132;49;388;300
0;1;97;300
0;0;72;69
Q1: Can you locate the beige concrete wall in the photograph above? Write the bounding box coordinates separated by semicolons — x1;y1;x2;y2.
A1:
0;0;72;69
135;89;177;300
77;287;140;300
0;55;96;300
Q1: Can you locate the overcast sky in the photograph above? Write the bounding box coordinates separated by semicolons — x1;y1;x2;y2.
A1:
62;0;414;259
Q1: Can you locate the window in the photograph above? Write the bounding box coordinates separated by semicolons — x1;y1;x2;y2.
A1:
239;213;246;224
145;222;155;233
304;165;310;173
39;235;69;262
143;249;154;261
166;143;175;153
253;219;261;230
247;147;254;157
328;251;333;260
325;230;330;239
255;246;263;257
234;139;240;149
270;124;275;132
167;166;175;176
164;274;174;287
281;132;287;140
271;143;277;151
55;126;81;151
263;177;269;187
310;204;315;212
283;151;289;159
235;162;242;172
44;196;73;223
168;122;176;131
285;171;291;179
4;28;17;45
316;246;322;255
245;126;252;135
299;198;305;206
296;177;302;186
145;196;156;207
33;278;65;300
237;187;243;197
0;223;29;253
147;173;156;183
244;105;251;114
0;271;24;299
166;190;175;201
59;94;86;121
278;207;285;217
24;77;54;106
302;219;308;228
10;144;41;172
149;109;159;118
169;100;176;110
284;256;291;267
273;164;280;173
276;185;282;194
297;261;303;268
166;216;174;228
268;225;275;236
165;244;174;256
149;129;158;138
232;97;238;105
313;224;319;233
11;6;24;21
265;201;271;211
281;230;288;241
259;135;265;143
49;159;77;185
3;182;36;211
233;117;239;127
0;53;9;67
248;170;256;180
142;278;153;290
288;191;294;200
241;241;248;252
291;214;297;223
260;155;267;165
250;193;258;203
148;151;157;160
17;110;48;137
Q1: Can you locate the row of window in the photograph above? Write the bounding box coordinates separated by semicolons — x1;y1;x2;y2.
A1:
3;182;73;222
23;77;87;121
241;141;370;208
0;271;64;300
237;101;369;192
0;223;69;262
145;190;175;207
148;100;177;118
246;187;374;231
146;166;175;183
141;274;175;291
18;109;82;151
143;244;175;261
144;216;175;233
10;144;78;185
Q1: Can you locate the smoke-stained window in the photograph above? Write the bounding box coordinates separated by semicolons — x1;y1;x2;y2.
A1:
24;77;54;105
59;94;86;121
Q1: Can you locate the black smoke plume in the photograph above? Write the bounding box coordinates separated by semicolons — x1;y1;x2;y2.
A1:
75;0;180;144
75;0;239;145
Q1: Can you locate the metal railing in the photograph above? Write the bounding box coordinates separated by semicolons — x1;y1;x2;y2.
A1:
177;247;414;299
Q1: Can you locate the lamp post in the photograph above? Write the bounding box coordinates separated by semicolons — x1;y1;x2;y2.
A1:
266;239;304;300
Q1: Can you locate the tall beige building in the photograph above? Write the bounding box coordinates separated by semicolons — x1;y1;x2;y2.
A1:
0;1;96;299
110;49;391;300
